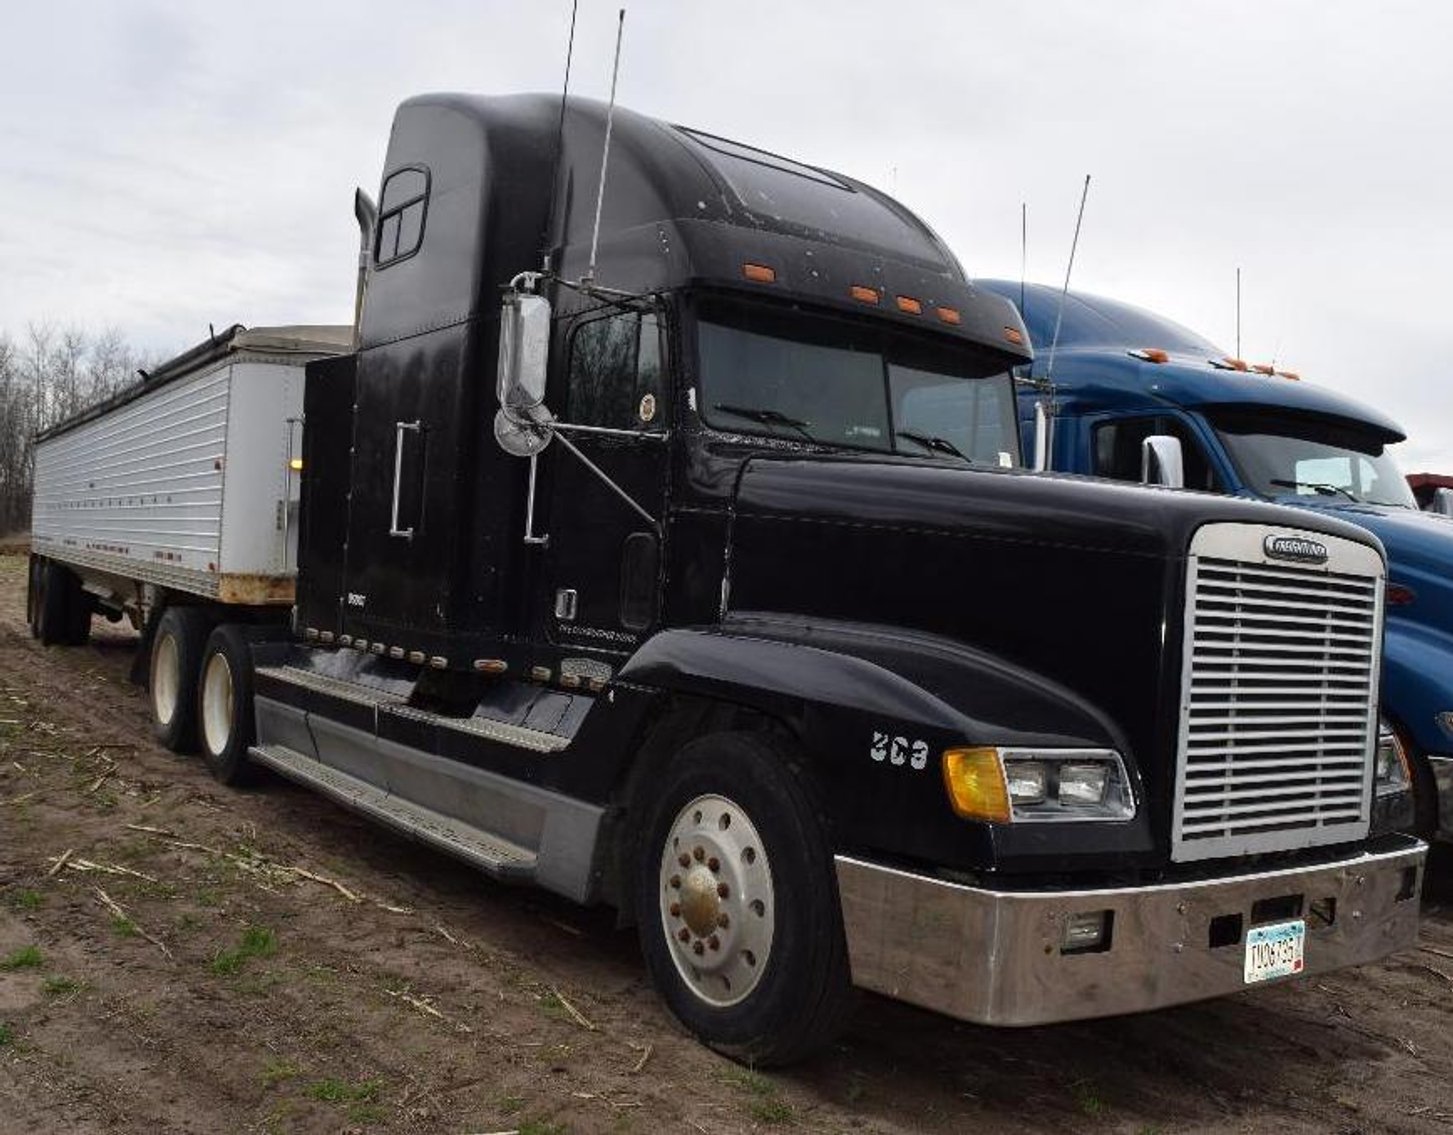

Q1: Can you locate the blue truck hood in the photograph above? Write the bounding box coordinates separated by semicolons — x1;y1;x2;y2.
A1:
1283;498;1453;618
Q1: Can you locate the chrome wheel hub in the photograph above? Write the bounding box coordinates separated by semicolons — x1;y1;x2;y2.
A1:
152;634;180;727
658;793;774;1008
201;652;234;757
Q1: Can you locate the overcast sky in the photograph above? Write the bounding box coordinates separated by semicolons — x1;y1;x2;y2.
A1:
1;0;1448;470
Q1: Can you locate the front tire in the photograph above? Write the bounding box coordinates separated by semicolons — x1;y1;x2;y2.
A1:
197;624;259;786
635;732;853;1066
150;606;213;752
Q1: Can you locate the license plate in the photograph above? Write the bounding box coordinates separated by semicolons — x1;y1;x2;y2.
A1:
1244;919;1306;983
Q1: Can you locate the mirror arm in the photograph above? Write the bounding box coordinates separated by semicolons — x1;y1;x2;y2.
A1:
549;427;661;535
523;452;549;546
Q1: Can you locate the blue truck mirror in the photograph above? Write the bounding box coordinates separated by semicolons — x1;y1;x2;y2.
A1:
1141;435;1185;489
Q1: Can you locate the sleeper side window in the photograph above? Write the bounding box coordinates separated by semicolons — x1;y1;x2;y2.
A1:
567;310;664;431
375;166;430;267
1093;415;1222;492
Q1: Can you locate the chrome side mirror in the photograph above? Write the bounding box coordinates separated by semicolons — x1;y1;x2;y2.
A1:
494;284;553;458
1141;434;1185;489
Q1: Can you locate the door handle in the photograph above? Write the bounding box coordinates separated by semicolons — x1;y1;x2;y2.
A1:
389;420;421;539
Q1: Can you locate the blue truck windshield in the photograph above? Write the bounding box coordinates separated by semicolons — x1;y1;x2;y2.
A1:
1210;410;1417;509
696;316;1020;467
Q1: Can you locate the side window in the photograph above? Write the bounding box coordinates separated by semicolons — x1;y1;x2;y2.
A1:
375;166;429;267
567;310;663;430
1093;415;1222;492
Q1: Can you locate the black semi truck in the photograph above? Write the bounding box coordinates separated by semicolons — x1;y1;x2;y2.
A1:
46;93;1425;1063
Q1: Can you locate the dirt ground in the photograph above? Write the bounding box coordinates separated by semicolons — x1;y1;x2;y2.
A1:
0;548;1451;1134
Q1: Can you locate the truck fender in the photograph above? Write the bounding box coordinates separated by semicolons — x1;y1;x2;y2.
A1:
617;612;1127;759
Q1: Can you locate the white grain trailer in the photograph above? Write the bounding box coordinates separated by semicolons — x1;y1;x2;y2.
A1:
27;323;351;748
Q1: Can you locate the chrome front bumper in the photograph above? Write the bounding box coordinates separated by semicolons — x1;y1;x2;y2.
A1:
835;836;1426;1027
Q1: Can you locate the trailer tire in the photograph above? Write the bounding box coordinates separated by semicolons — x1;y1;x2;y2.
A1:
150;607;212;752
36;561;75;646
26;556;42;638
197;625;260;787
634;732;854;1066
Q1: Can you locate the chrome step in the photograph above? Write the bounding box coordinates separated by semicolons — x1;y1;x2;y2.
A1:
258;665;569;754
248;743;538;881
257;664;405;708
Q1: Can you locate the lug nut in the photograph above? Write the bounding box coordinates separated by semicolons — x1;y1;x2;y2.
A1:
677;927;691;943
717;882;730;899
669;902;681;918
717;913;730;929
692;940;705;955
708;935;720;951
707;856;720;872
669;874;681;889
678;853;690;868
693;847;705;862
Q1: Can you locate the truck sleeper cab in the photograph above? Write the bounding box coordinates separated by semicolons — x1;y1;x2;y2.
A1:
158;96;1421;1064
983;279;1453;847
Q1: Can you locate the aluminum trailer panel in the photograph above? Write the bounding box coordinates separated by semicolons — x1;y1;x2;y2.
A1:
32;325;350;606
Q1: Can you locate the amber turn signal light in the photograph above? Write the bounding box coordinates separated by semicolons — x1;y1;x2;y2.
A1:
1004;326;1025;346
942;747;1011;823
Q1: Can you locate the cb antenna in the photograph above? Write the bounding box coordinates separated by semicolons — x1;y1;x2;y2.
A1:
584;8;626;285
1045;173;1091;385
1020;201;1027;313
543;0;580;272
1235;266;1242;359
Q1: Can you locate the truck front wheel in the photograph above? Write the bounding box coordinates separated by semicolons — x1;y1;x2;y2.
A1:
197;625;259;786
635;732;853;1066
150;606;212;752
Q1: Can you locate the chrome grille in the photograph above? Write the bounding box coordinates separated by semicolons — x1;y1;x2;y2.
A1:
1172;524;1384;862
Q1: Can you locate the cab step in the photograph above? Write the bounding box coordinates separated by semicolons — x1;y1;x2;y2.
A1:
248;742;538;881
256;664;570;754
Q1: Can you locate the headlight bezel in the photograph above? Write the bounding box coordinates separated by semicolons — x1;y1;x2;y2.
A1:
942;746;1136;824
1374;718;1412;798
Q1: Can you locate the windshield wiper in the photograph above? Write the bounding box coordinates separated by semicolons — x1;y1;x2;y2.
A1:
712;403;815;443
1269;478;1357;502
896;429;968;461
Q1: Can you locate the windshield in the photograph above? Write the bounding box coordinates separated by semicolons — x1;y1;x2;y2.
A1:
1209;409;1416;509
694;303;1020;467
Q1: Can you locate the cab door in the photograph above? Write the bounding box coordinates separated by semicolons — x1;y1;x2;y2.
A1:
537;307;670;661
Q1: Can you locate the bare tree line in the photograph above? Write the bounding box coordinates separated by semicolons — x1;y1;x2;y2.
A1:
0;324;160;534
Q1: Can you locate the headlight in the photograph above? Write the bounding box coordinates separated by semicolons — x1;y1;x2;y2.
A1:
942;747;1135;823
1374;719;1411;797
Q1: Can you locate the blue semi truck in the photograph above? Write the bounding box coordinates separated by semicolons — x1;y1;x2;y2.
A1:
980;279;1453;843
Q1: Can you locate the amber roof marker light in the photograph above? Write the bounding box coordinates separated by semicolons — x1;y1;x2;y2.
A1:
742;262;776;284
850;285;881;305
936;306;962;325
895;295;923;315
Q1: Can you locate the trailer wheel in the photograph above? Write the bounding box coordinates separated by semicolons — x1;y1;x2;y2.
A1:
36;561;75;646
26;556;42;638
197;625;259;786
634;732;853;1066
150;607;212;752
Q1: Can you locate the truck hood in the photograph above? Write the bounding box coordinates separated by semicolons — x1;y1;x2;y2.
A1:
1275;498;1453;632
724;456;1384;812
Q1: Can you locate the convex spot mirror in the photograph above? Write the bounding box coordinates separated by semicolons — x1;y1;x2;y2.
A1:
1431;487;1453;517
495;290;553;458
1141;434;1185;489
